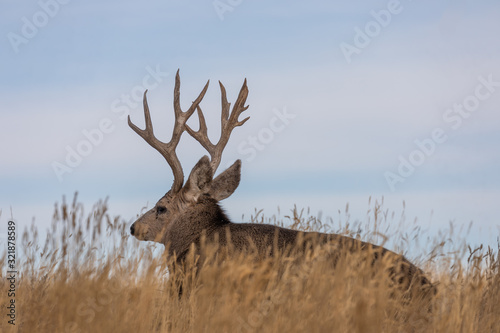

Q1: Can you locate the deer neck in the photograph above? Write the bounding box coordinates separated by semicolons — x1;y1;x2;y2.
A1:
164;196;230;260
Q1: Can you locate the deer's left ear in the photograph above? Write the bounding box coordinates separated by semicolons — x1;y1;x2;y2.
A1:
208;159;241;201
183;156;213;202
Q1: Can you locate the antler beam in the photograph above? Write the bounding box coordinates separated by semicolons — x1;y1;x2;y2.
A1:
186;79;250;173
128;69;209;193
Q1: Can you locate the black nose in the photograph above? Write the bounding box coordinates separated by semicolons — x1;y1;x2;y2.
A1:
130;224;135;235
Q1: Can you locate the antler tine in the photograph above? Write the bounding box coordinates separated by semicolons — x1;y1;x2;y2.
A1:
128;69;209;193
186;78;250;174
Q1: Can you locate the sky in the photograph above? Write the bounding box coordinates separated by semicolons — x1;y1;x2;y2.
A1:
1;0;499;251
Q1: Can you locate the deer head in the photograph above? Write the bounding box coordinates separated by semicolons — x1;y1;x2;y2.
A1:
129;70;249;250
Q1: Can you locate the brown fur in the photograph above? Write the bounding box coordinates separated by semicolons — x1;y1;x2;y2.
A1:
130;156;436;300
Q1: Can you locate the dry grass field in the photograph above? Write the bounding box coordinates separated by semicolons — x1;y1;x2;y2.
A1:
1;194;499;333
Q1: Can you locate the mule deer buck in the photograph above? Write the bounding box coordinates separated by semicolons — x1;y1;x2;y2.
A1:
129;70;436;301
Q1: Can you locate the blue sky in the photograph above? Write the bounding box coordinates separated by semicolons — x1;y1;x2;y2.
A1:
1;0;499;250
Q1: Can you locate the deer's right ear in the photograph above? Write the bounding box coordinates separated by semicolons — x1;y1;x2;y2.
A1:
208;159;241;201
183;156;213;202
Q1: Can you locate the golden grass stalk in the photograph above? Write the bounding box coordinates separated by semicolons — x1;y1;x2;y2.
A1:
1;194;498;332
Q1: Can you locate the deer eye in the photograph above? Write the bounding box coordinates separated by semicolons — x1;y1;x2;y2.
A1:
156;206;167;214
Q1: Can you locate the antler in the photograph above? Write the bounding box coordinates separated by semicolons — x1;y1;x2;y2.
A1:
186;79;250;174
128;69;209;193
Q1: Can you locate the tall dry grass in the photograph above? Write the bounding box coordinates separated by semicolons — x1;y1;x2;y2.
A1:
1;194;499;333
